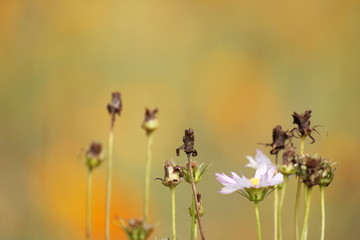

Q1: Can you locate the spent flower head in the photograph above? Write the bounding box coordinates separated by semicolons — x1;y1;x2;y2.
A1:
278;147;297;176
142;108;159;135
107;92;122;128
157;160;183;188
115;217;154;240
84;142;104;171
176;128;198;157
296;154;336;188
181;161;211;185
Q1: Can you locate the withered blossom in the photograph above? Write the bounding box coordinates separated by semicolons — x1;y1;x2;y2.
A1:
84;142;103;171
176;128;198;157
291;110;319;143
115;217;154;240
142;108;159;135
296;154;335;188
265;125;291;155
107;92;122;128
278;147;297;176
157;160;183;188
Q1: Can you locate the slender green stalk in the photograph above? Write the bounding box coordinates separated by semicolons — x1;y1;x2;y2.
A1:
295;136;306;240
105;129;114;240
187;154;206;240
190;198;198;240
86;169;92;240
277;176;288;240
144;134;153;222
171;187;176;240
274;188;278;240
254;202;262;240
300;186;312;240
320;186;325;240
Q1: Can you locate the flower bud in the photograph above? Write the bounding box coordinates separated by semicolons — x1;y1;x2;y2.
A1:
116;217;154;240
181;161;211;184
142;108;159;135
84;142;103;171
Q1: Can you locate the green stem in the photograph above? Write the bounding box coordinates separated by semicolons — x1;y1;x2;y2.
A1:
105;129;114;240
190;198;195;240
86;169;92;240
274;188;278;240
144;134;153;222
255;202;262;240
295;136;306;240
187;154;206;240
300;186;312;240
171;187;176;240
278;176;288;240
320;186;325;240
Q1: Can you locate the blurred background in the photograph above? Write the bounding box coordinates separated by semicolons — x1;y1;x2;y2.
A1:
1;0;360;239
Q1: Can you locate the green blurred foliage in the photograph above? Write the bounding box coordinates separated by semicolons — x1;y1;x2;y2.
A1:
1;0;360;239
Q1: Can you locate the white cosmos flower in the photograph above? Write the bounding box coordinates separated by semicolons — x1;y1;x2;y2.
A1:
245;149;274;170
216;162;284;202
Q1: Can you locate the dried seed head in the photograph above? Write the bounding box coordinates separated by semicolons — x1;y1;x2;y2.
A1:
142;108;159;135
84;142;104;171
278;147;296;176
157;160;183;188
296;154;335;187
176;128;198;157
266;125;291;155
116;217;154;240
107;92;122;128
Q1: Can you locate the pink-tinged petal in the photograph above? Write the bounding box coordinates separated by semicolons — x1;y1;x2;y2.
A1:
219;185;240;194
239;175;253;189
268;173;284;186
255;149;273;167
245;156;258;169
215;173;236;185
254;163;268;179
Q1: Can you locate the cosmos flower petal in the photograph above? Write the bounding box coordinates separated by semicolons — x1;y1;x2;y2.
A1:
269;172;284;186
245;156;258;169
215;173;236;185
219;185;240;194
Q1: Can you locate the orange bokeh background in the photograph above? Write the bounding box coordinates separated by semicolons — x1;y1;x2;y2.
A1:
1;1;360;239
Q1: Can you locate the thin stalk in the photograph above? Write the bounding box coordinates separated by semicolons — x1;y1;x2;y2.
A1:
144;134;153;222
320;186;325;240
274;188;278;240
105;128;114;240
277;176;288;240
255;202;262;240
274;153;279;240
295;136;306;240
187;154;206;240
86;169;92;240
190;198;195;240
171;187;176;240
300;186;312;240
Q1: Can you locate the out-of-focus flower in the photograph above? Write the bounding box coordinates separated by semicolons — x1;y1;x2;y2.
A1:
216;162;283;202
115;217;154;240
142;108;159;135
157;160;183;188
278;147;297;176
84;142;104;171
181;161;211;184
245;149;274;170
107;92;122;127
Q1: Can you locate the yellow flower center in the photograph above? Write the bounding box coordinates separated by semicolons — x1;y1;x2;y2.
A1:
250;178;260;186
